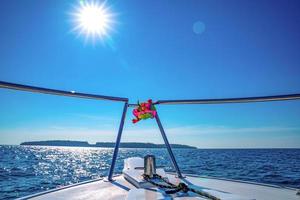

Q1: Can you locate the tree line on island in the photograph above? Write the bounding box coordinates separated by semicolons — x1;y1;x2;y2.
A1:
20;140;197;149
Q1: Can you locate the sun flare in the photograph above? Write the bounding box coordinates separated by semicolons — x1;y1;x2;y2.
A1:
72;1;115;42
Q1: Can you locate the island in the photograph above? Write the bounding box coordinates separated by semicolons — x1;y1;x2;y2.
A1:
20;140;197;149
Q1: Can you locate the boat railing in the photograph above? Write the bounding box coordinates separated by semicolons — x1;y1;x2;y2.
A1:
154;94;300;105
0;81;128;102
1;80;300;181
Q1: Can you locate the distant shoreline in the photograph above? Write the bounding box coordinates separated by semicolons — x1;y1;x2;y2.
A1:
20;140;197;149
0;144;299;149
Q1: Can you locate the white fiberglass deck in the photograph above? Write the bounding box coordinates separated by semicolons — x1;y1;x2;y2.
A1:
19;173;299;200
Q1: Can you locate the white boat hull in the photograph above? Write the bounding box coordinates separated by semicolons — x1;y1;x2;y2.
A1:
18;173;299;200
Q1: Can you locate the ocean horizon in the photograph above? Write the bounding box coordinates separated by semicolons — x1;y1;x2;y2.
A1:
2;144;300;149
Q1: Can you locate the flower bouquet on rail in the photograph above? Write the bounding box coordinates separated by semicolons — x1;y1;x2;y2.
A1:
132;99;157;123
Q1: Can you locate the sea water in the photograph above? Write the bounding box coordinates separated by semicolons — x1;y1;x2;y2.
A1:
0;145;299;199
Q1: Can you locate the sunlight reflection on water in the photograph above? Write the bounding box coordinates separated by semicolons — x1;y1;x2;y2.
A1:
0;146;299;199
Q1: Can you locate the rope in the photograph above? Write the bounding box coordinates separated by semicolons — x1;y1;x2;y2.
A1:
143;174;220;200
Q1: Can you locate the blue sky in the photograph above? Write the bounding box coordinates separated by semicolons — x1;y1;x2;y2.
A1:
0;0;299;147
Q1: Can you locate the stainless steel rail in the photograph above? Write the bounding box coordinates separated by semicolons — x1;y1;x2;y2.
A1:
0;81;128;102
2;80;300;181
108;102;128;181
128;103;138;107
155;114;183;178
155;94;300;105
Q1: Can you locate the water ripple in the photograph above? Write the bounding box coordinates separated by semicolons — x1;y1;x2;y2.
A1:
0;146;299;199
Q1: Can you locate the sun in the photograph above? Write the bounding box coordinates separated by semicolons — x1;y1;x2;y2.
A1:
72;1;115;42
